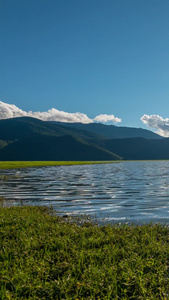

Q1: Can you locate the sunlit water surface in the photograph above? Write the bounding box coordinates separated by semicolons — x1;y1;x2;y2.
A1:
1;161;169;224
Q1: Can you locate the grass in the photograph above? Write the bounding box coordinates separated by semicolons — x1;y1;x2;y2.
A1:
0;161;119;169
1;206;169;299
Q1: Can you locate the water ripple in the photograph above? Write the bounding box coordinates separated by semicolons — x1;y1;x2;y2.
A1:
1;161;169;223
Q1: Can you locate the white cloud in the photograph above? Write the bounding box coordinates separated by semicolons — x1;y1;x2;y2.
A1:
0;101;122;124
0;101;27;119
141;114;169;137
94;114;121;123
0;101;93;123
29;108;93;123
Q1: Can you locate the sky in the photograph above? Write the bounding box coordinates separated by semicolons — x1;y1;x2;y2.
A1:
1;0;169;136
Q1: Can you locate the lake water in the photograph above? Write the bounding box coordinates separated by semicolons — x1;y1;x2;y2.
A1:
1;161;169;224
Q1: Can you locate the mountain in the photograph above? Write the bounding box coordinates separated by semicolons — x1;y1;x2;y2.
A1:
0;117;107;142
51;122;162;140
0;116;168;161
0;117;121;161
0;135;121;161
104;137;169;160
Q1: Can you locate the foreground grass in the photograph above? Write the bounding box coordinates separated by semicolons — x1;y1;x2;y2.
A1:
0;161;118;169
1;206;169;300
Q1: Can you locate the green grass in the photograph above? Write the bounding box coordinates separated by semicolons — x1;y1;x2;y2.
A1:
1;206;169;299
0;161;119;169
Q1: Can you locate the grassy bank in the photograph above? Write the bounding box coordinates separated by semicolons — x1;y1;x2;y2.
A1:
0;161;118;169
1;206;169;299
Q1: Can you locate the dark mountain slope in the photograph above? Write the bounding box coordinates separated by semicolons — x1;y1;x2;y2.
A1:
0;140;9;150
0;117;72;140
0;135;121;161
0;117;122;160
0;117;108;143
53;122;162;140
104;138;169;160
0;116;168;161
0;117;162;142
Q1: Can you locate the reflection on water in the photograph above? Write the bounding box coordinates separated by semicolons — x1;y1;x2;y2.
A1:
1;161;169;223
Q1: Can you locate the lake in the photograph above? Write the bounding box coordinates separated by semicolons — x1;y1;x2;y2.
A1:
1;161;169;224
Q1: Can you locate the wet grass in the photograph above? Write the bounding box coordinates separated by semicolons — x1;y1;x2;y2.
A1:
0;175;8;181
0;161;118;169
1;206;169;299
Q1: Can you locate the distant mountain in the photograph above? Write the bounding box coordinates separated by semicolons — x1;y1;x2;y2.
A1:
0;117;120;161
0;135;121;161
0;116;168;161
0;117;107;142
104;137;169;160
0;117;74;140
52;122;162;140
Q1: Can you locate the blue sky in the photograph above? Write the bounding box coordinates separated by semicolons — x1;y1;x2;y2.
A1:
1;0;169;135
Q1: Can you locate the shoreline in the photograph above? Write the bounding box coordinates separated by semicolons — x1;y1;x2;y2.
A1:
1;159;169;169
0;160;120;169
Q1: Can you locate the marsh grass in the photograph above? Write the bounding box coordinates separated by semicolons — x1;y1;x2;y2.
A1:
0;161;118;169
0;196;5;205
1;206;169;299
0;175;8;181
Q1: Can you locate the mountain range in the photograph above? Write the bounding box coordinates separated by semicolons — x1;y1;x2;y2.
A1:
0;116;168;161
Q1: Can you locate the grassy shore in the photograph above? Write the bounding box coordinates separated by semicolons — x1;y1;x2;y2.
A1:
1;206;169;299
0;161;119;169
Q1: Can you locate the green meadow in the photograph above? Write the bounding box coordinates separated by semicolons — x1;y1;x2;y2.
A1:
1;205;169;299
0;161;118;169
